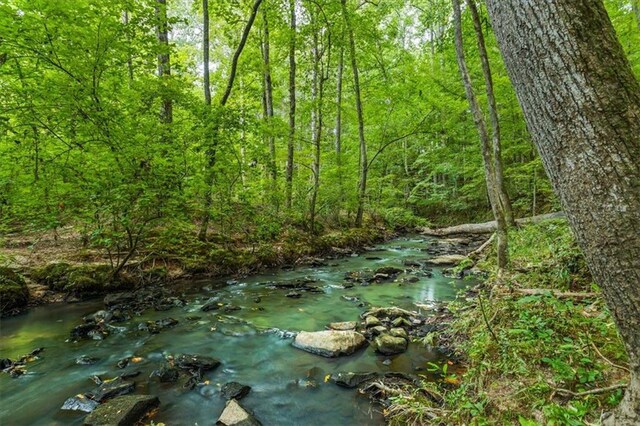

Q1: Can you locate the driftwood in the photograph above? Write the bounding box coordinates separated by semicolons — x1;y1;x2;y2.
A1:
555;383;627;397
420;212;565;236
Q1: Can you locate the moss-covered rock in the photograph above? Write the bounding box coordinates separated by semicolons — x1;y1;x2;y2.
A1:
0;267;29;316
31;262;72;291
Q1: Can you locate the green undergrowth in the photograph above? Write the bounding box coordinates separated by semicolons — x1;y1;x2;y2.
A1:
388;219;628;425
0;266;29;315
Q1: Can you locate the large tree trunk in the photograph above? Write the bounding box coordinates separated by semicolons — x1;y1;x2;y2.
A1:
452;0;508;269
285;0;296;211
156;0;172;125
485;1;640;423
341;0;368;228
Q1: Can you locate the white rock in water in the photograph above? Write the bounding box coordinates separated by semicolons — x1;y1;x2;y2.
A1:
217;399;261;426
292;330;367;357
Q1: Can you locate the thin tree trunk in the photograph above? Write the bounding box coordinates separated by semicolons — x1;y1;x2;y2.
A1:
198;0;263;241
261;7;276;183
285;0;296;210
341;0;367;228
203;0;211;106
485;1;640;423
123;11;134;82
452;0;508;269
156;0;172;125
633;0;640;31
335;42;344;208
466;0;515;227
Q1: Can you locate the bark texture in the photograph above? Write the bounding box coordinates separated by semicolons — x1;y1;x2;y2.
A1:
485;1;640;423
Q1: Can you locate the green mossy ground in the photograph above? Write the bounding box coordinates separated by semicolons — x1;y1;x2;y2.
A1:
0;267;29;316
387;219;628;425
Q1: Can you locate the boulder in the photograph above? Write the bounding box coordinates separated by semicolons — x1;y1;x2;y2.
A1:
425;254;466;266
221;382;251;400
329;372;377;388
217;399;261;426
292;330;367;357
369;326;388;336
327;321;357;331
156;364;179;383
374;334;408;355
84;394;159;426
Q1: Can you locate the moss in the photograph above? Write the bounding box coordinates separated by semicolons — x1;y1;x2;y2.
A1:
0;267;29;315
31;262;72;291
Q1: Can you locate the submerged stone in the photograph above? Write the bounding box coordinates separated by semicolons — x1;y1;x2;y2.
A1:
175;354;221;371
292;330;367;357
89;377;135;402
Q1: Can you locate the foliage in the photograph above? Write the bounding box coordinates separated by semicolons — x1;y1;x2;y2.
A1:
388;219;628;425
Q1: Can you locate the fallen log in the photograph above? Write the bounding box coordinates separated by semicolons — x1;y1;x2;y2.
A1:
420;212;565;236
499;288;599;299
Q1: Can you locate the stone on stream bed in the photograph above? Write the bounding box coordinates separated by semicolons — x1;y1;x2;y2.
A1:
175;354;221;371
374;334;408;355
327;321;357;331
88;377;135;402
84;394;159;426
61;394;99;413
329;372;377;388
292;330;367;357
221;382;251;400
217;399;261;426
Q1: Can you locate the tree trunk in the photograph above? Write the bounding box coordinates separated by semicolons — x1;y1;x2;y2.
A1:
285;0;296;210
202;0;211;106
633;0;640;31
466;0;515;227
485;1;640;423
261;7;276;183
452;0;508;269
335;42;344;207
155;0;172;125
123;11;134;82
198;0;263;241
341;0;367;228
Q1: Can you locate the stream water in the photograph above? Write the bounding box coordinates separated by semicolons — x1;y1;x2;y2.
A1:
0;235;472;425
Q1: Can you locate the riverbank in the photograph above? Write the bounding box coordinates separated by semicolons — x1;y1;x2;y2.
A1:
386;218;629;425
0;224;393;317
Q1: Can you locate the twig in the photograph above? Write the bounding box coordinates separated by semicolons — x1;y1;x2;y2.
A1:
555;383;627;397
478;293;500;345
591;341;631;373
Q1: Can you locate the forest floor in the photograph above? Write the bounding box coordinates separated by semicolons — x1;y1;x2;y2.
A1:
0;223;393;315
386;218;630;425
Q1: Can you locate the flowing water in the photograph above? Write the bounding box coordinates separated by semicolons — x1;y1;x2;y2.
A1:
0;236;472;426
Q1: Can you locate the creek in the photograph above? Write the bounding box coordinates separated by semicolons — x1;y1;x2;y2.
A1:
0;235;476;425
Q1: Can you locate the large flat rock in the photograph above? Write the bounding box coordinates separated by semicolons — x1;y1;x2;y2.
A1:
292;330;367;357
84;394;159;426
